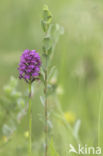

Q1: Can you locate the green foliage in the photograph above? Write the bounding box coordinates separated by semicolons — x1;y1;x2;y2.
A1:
48;66;56;81
0;77;27;139
73;120;81;140
48;139;59;156
41;5;64;58
41;5;52;33
0;0;103;156
41;5;64;156
41;4;63;96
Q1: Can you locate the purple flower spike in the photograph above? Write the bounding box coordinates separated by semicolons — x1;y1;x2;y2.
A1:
18;49;41;83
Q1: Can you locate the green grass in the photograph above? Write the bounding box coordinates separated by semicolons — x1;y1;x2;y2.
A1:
0;0;103;155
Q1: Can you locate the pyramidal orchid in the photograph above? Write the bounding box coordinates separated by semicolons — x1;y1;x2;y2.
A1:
18;49;41;83
18;49;41;155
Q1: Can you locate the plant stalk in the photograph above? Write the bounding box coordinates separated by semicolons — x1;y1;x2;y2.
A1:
44;58;48;156
29;82;32;156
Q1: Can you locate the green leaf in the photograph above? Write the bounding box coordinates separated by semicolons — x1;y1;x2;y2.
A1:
39;68;45;83
39;73;45;84
44;24;64;54
43;5;52;23
51;24;64;44
73;120;81;138
42;36;53;55
41;5;52;32
55;24;64;35
47;84;57;96
48;66;56;80
48;138;59;156
41;20;49;32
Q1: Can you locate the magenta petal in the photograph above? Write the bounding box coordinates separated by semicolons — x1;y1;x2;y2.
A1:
18;49;41;83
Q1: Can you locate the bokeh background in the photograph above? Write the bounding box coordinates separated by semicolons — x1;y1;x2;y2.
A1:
0;0;103;155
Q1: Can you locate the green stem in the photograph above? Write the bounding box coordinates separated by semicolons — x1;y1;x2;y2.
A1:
44;58;48;156
29;82;32;156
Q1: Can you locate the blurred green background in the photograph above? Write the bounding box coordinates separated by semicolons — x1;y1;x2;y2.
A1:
0;0;103;155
